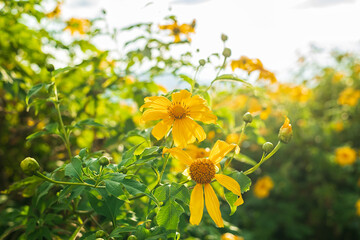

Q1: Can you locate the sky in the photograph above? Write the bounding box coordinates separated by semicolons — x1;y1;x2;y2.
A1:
60;0;360;83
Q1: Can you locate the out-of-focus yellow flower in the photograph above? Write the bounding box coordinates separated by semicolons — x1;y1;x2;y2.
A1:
140;89;216;147
221;233;244;240
208;130;216;140
356;199;360;216
253;176;274;199
157;84;167;93
290;85;311;103
46;1;62;18
333;122;344;132
159;19;196;43
332;71;345;83
226;133;246;145
248;98;262;114
124;75;136;84
260;106;271;120
27;119;35;127
335;146;357;166
338;88;360;106
258;69;277;83
357;178;360;187
64;18;91;35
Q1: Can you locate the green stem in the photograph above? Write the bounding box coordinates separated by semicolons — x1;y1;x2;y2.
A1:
224;122;247;171
159;142;174;183
244;141;281;175
206;56;228;92
192;66;200;93
53;78;72;159
34;171;105;188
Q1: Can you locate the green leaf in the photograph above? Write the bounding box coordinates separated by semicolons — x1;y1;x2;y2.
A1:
109;226;137;237
104;179;126;199
26;131;47;141
74;119;104;129
53;66;73;76
224;171;252;215
26;83;45;105
87;191;124;220
120;178;159;205
154;183;190;204
156;200;184;230
64;157;83;181
141;146;160;156
211;74;252;87
119;142;145;167
179;74;194;87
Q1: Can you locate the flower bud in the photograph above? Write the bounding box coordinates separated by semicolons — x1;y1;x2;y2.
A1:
278;116;293;143
99;156;110;166
221;33;228;42
262;142;274;153
96;230;106;238
199;59;206;66
243;112;253;123
127;235;137;240
20;157;40;175
222;48;231;58
46;64;55;72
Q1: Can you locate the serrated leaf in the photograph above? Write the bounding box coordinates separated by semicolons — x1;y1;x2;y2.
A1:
120;178;159;205
141;147;159;156
87;191;124;220
104;179;125;199
156;200;184;230
119;142;144;167
64;157;83;181
109;226;137;237
154;183;190;204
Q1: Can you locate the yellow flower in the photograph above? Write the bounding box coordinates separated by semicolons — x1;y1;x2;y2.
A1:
332;71;345;83
207;130;216;140
159;19;196;43
226;133;246;145
140;90;216;147
221;233;244;240
253;176;274;199
356;199;360;216
338;88;360;106
278;116;292;143
258;69;277;83
248;98;262;114
333;122;344;132
163;140;243;227
185;145;210;159
46;1;62;18
335;146;357;166
64;18;91;35
260;106;271;120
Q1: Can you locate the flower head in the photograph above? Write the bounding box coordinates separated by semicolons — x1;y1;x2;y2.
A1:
46;1;62;18
140;89;216;147
253;176;274;198
338;88;360;106
163;140;242;227
335;146;357;166
221;233;244;240
64;18;91;35
159;19;196;43
278;116;292;143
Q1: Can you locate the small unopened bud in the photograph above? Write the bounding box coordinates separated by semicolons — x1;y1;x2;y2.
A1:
199;59;206;66
222;48;231;58
243;112;253;123
46;64;54;72
278;116;293;143
127;235;137;240
262;142;274;153
99;156;110;166
96;230;106;238
20;157;40;175
221;33;228;42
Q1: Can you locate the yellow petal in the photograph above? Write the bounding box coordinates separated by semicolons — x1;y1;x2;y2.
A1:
140;109;168;122
190;184;204;225
209;140;237;164
182;117;206;143
172;89;192;103
162;147;194;166
151;118;173;140
215;174;244;206
204;183;224;228
140;96;171;111
172;119;193;147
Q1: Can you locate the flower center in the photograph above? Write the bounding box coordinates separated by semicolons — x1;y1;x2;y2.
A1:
168;104;188;119
189;158;215;184
173;27;180;35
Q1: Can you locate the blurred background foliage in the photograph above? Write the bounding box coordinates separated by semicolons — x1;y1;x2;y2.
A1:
0;0;359;239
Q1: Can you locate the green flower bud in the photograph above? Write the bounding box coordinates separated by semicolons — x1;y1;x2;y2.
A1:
127;235;137;240
262;142;274;153
278;116;293;144
221;33;228;42
243;112;253;123
99;156;110;166
222;48;231;57
96;230;106;238
199;59;206;66
20;157;40;175
46;64;54;72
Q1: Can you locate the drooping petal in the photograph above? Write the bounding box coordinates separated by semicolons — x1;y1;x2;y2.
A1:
172;119;191;147
151;118;173;140
187;95;217;124
215;174;244;206
189;184;204;225
162;147;194;166
209;140;238;164
140;109;168;122
204;183;224;228
172;89;192;103
140;96;171;111
182;117;206;143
